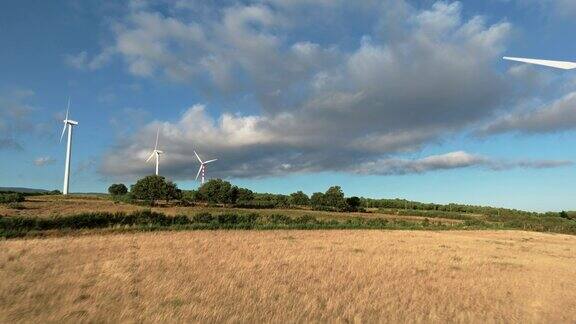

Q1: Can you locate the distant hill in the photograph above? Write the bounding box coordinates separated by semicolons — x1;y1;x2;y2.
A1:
0;187;50;193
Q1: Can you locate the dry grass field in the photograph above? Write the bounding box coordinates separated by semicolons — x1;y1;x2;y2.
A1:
2;230;576;323
0;195;464;224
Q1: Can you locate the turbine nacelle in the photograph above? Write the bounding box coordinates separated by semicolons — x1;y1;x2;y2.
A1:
64;119;79;126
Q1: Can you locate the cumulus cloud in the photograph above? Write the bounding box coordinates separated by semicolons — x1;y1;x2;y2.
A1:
87;1;571;180
100;103;571;179
350;151;572;175
479;92;576;135
34;156;56;166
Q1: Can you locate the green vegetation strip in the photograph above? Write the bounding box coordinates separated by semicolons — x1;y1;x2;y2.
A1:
2;209;576;239
0;211;469;238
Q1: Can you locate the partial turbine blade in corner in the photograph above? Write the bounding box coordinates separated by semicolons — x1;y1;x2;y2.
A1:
195;165;203;181
503;57;576;70
194;150;203;163
59;123;67;143
204;159;218;164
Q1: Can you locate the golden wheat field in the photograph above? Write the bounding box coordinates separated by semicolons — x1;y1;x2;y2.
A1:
2;230;576;323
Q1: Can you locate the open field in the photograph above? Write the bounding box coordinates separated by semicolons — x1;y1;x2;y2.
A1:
0;195;465;224
1;230;575;322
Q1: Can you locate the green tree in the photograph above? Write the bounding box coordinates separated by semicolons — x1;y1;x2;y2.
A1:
310;192;325;207
236;188;255;202
182;190;200;203
324;186;347;210
559;211;570;219
290;191;310;206
108;183;128;196
346;196;361;212
130;175;179;205
198;179;237;204
274;194;290;207
164;180;182;202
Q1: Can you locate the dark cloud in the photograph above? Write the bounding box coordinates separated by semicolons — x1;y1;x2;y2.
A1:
479;92;576;135
350;151;572;175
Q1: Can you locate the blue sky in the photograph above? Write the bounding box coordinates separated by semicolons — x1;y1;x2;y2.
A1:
1;0;576;212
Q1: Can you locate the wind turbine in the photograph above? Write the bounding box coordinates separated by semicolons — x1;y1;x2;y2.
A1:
503;56;576;70
194;150;217;185
146;128;163;175
60;98;78;195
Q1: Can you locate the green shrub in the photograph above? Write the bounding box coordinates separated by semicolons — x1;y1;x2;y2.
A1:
365;218;388;227
112;193;134;204
463;219;488;227
234;200;278;209
0;193;25;204
268;214;292;224
108;183;128;196
293;215;318;224
192;212;214;223
8;202;25;210
216;213;239;224
237;213;260;224
131;175;180;205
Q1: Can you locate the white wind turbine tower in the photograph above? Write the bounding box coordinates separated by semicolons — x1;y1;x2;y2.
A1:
503;56;576;70
146;128;163;175
194;150;217;185
60;98;79;195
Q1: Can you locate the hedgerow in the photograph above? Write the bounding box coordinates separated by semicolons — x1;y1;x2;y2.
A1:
1;208;575;239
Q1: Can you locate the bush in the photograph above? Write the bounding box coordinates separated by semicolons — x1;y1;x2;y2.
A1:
238;213;260;224
181;190;200;204
293;215;318;224
0;193;25;204
8;202;25;210
216;213;239;224
268;214;292;224
108;183;128;196
192;212;214;223
130;175;180;205
559;211;571;220
234;200;278;209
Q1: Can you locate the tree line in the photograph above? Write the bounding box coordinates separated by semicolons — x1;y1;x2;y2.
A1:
108;176;362;211
108;175;575;218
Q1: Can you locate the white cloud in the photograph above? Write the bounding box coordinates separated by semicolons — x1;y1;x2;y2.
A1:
34;156;56;166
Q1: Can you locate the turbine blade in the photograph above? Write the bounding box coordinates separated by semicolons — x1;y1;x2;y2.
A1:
65;97;70;120
194;150;203;163
503;56;576;70
154;128;160;150
59;123;67;143
145;151;155;162
204;159;217;164
195;165;203;181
